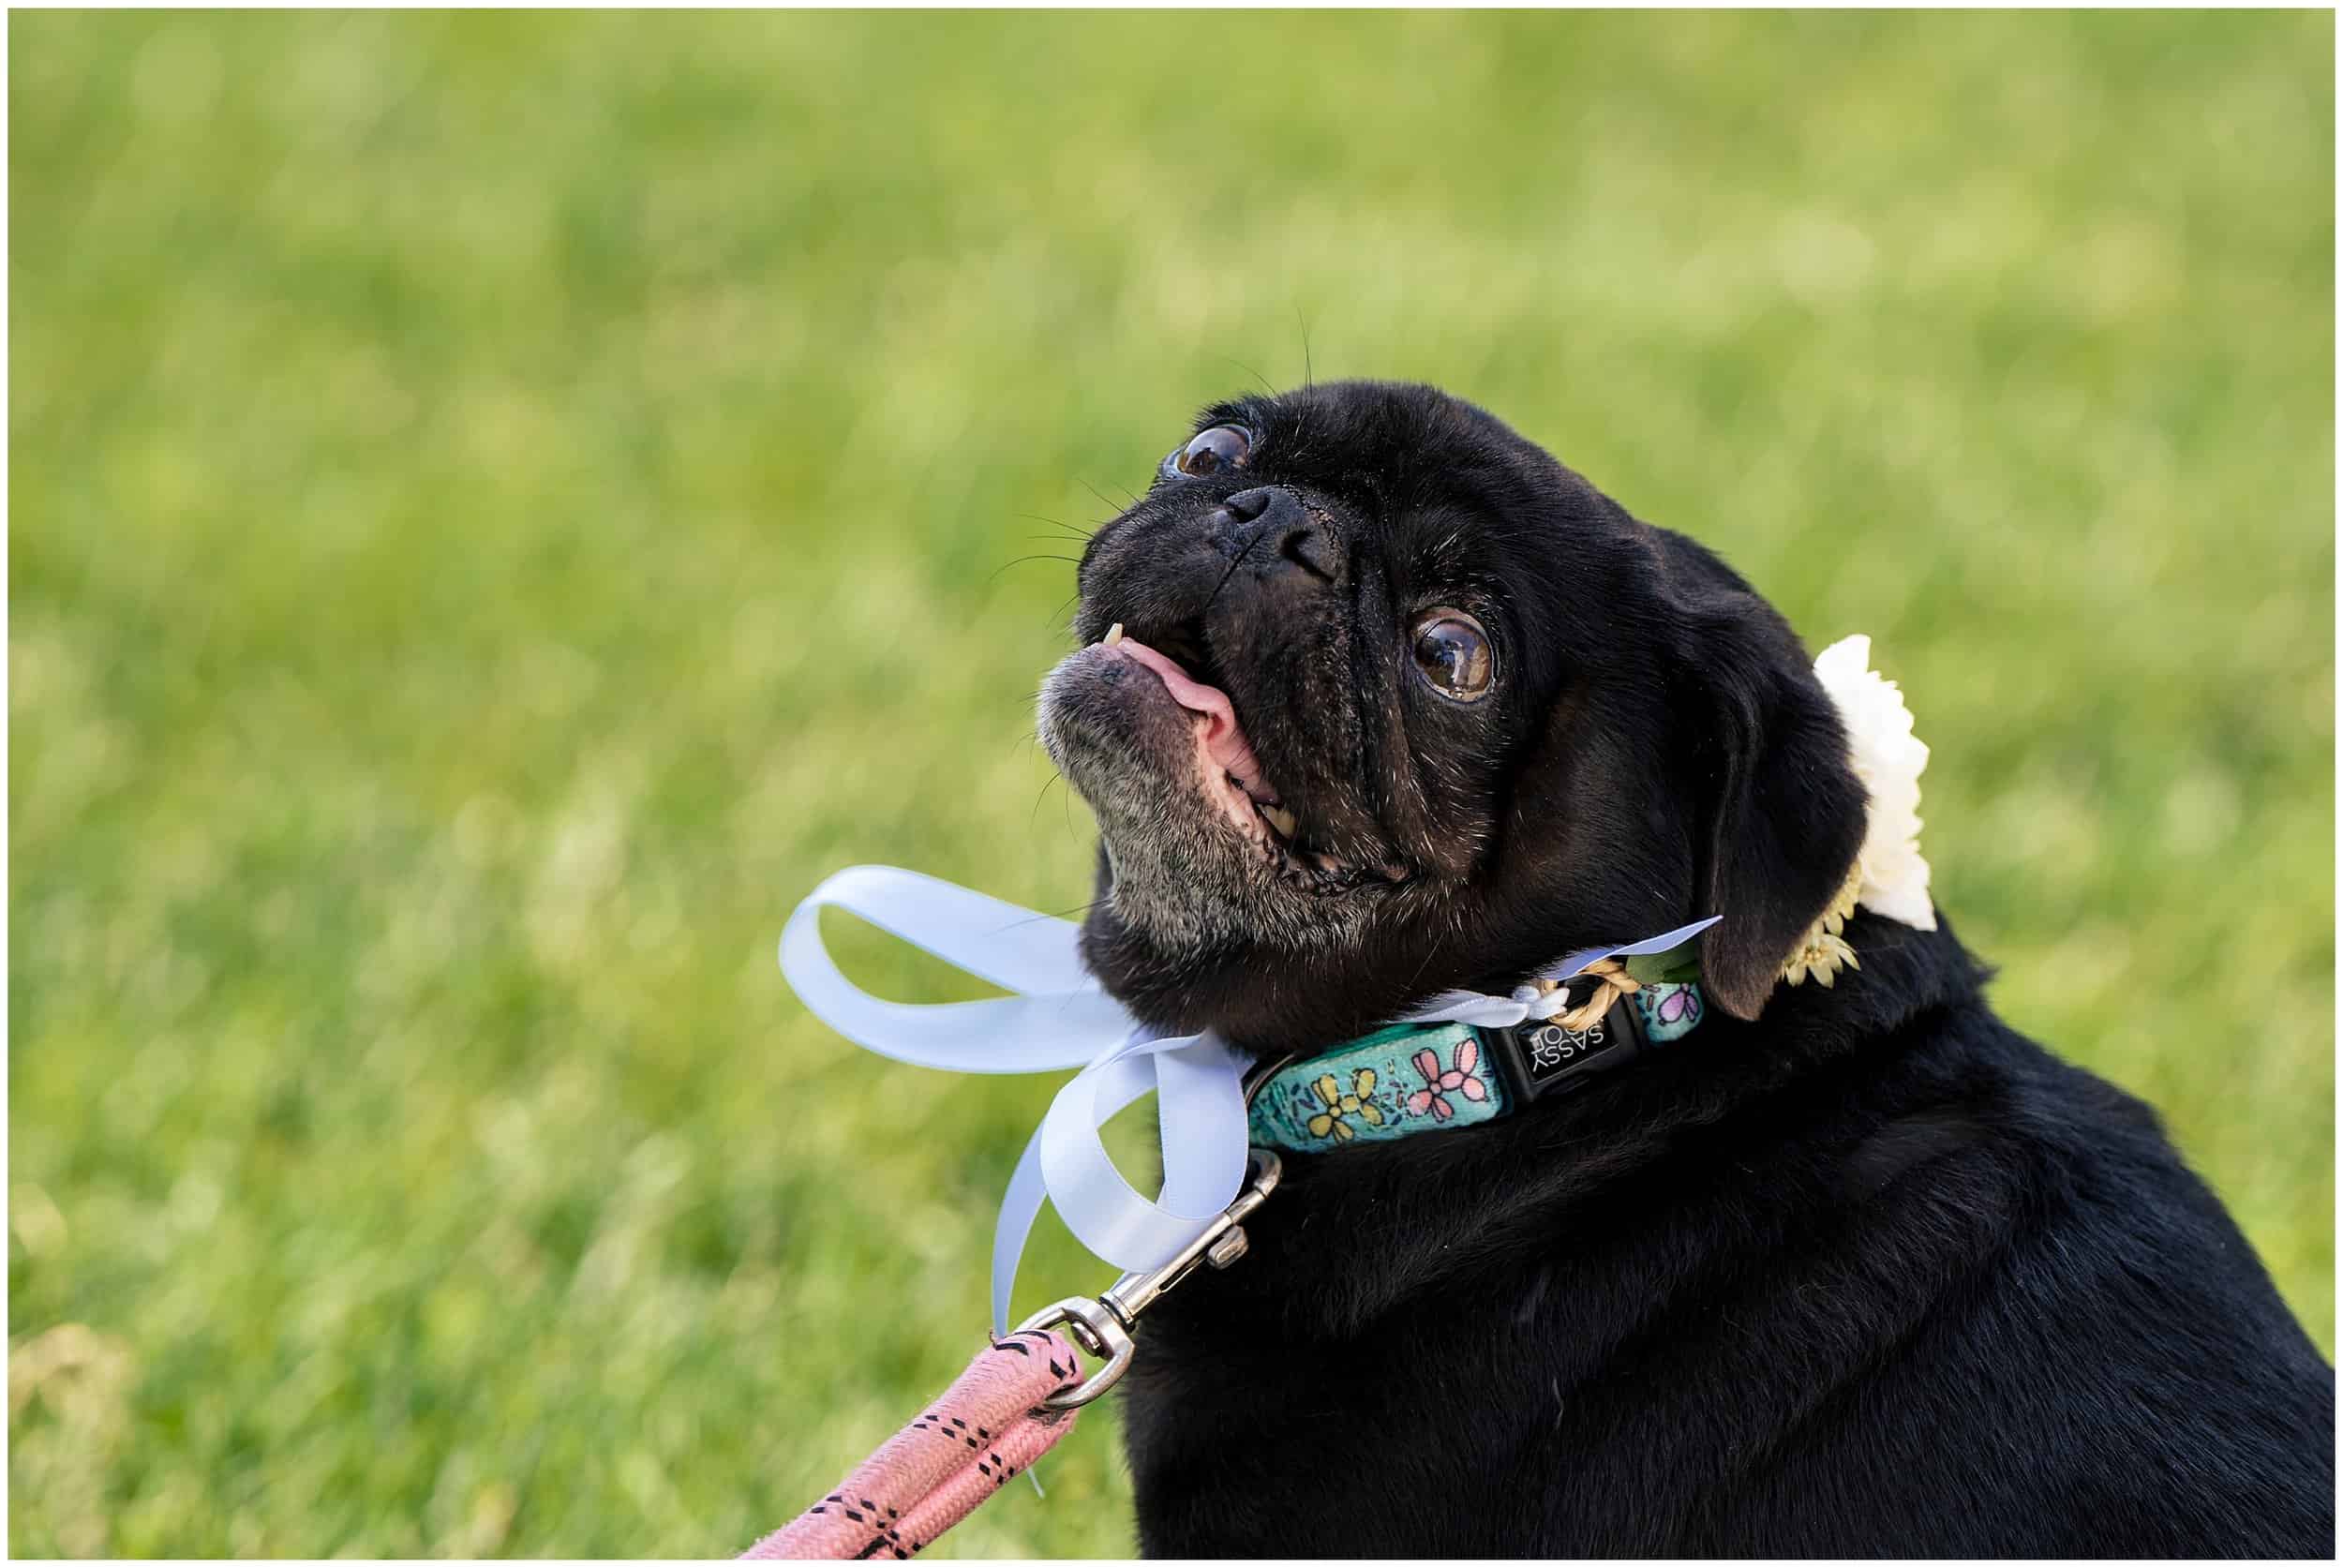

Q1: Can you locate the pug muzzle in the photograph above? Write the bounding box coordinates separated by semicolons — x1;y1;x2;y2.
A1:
1037;380;1869;1056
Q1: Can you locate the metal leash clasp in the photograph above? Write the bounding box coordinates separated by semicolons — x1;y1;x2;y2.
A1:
1013;1145;1282;1411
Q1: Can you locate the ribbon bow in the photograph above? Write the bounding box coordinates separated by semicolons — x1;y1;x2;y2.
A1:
780;864;1717;1332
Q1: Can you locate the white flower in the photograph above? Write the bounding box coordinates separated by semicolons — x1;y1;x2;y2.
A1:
1783;928;1859;988
1812;635;1937;932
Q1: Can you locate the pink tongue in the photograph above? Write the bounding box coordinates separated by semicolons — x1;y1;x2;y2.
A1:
1112;636;1276;802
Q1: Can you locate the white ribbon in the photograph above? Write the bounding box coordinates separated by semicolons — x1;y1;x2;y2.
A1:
780;864;1718;1332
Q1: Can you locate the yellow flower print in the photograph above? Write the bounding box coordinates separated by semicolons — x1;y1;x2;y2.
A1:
1305;1068;1385;1142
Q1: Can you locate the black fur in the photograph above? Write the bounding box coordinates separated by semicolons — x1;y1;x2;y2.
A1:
1039;381;2332;1556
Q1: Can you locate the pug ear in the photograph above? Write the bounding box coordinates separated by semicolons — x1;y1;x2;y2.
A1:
1652;534;1868;1019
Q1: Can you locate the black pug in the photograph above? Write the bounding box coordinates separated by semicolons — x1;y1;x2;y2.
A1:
1032;381;2334;1558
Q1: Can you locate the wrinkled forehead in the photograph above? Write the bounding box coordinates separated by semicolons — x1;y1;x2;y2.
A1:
1194;381;1530;494
1190;381;1610;595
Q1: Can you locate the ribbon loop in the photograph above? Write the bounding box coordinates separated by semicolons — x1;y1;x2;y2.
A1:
781;867;1255;1331
780;866;1129;1074
778;865;1720;1333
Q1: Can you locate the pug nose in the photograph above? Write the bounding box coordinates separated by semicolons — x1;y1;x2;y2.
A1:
1218;486;1340;583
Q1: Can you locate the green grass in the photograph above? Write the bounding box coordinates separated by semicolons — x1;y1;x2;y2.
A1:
8;11;2332;1558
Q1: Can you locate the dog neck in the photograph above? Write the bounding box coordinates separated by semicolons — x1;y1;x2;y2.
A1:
1152;912;1991;1342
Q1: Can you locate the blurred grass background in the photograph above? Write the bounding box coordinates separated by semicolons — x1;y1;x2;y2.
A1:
8;9;2333;1558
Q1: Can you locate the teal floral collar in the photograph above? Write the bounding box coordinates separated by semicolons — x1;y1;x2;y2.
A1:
1246;980;1706;1154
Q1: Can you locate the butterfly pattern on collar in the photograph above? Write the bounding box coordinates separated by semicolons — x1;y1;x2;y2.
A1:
1246;983;1705;1156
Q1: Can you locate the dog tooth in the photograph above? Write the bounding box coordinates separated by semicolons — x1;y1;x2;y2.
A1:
1261;803;1298;838
1103;622;1126;648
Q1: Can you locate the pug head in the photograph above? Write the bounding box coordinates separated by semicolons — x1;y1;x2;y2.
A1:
1037;381;1867;1052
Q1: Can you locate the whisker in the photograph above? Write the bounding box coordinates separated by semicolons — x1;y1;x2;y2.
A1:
992;895;1108;932
1080;477;1146;515
1031;771;1064;826
1216;353;1276;398
1014;511;1097;542
988;553;1082;585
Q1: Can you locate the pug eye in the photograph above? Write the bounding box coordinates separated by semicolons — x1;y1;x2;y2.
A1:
1171;424;1252;479
1410;609;1495;703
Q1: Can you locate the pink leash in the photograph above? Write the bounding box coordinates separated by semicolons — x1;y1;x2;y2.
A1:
743;1151;1281;1559
739;1329;1088;1561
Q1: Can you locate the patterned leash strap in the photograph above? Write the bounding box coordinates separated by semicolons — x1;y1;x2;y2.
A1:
740;1328;1088;1561
742;1150;1286;1560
